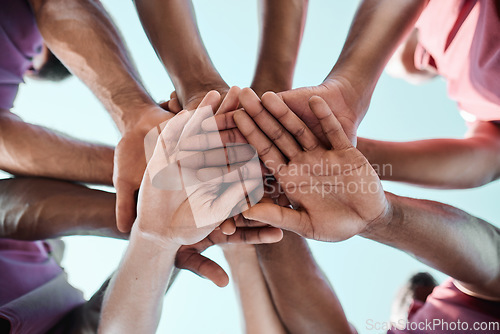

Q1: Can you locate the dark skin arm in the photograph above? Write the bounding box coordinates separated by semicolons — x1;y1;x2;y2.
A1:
28;0;165;133
357;121;500;189
251;0;308;97
256;232;355;334
28;0;173;233
133;0;228;111
209;0;429;145
0;109;113;185
0;177;125;240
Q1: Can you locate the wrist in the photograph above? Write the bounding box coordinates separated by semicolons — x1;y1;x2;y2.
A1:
251;66;294;97
173;70;228;107
251;76;292;97
131;220;182;253
89;144;115;185
321;75;371;126
123;106;173;136
323;65;377;111
359;192;401;243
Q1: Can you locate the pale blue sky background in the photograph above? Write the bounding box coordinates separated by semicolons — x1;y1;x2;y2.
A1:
8;0;500;333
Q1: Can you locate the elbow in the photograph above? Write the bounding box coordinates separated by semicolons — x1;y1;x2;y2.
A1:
30;0;95;27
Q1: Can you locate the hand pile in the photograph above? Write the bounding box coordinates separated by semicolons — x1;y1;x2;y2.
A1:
115;84;391;287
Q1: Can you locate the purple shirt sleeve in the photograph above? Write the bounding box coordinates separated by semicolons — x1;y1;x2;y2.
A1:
0;0;43;110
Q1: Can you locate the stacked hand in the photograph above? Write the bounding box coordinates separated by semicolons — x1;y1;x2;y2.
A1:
225;90;390;242
203;77;367;148
134;90;282;286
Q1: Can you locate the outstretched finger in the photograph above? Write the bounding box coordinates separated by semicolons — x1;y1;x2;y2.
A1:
309;96;352;150
242;202;307;235
197;162;266;183
179;91;221;141
233;110;287;178
178;128;247;151
217;86;241;115
239;88;302;160
201;110;239;132
261;92;320;151
178;143;257;169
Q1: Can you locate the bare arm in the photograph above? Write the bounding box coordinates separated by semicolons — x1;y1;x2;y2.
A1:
0;177;125;240
28;0;164;133
256;232;354;334
235;93;500;300
134;0;228;110
0;109;113;185
363;193;500;299
223;245;287;334
357;121;500;189
329;0;429;115
251;0;308;97
28;0;173;233
273;0;428;145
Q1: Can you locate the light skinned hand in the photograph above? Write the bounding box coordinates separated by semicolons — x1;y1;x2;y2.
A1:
136;90;276;246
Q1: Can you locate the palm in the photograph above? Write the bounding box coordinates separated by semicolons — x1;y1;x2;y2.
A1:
136;91;262;246
136;173;223;246
234;91;389;243
277;147;387;241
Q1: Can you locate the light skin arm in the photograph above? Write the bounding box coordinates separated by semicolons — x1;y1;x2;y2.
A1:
223;244;287;334
0;109;113;185
251;0;308;97
99;225;178;334
0;177;125;240
133;0;228;110
357;121;500;189
256;232;355;334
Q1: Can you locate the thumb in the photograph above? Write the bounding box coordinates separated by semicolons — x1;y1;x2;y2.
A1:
115;182;138;233
242;203;305;233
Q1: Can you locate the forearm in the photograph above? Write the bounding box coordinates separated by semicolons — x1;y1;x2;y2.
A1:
329;0;428;120
223;245;286;334
256;232;353;334
0;110;113;184
0;177;125;240
30;0;157;133
251;0;308;96
357;136;500;189
134;0;226;104
100;225;178;333
363;193;500;298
